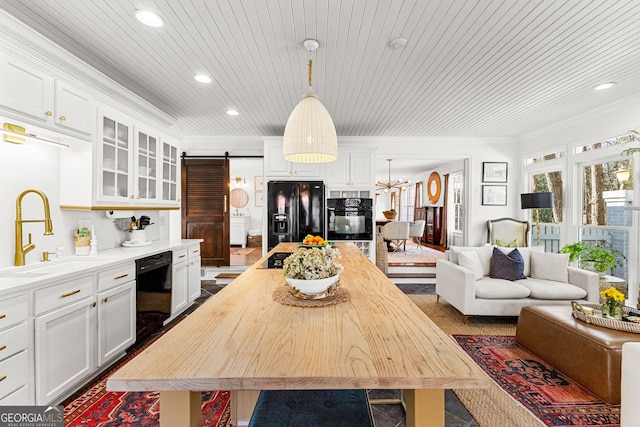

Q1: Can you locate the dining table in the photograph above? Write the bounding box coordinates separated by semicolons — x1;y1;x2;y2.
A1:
107;242;489;426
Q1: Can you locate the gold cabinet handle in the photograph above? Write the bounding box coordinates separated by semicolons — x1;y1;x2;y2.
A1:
91;301;96;308
0;315;5;320
61;289;81;298
0;345;6;351
0;375;6;382
179;254;186;259
59;115;67;121
130;195;135;199
193;249;198;253
45;110;53;116
114;274;128;280
103;297;109;303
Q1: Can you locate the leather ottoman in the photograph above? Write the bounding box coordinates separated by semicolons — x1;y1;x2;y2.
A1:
515;305;640;405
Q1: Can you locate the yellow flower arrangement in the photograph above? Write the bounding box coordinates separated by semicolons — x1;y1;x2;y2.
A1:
600;286;625;320
600;286;625;303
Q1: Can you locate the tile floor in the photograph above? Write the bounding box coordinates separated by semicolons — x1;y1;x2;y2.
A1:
198;280;480;427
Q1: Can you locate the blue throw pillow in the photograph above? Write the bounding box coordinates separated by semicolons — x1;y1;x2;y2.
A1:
490;247;526;281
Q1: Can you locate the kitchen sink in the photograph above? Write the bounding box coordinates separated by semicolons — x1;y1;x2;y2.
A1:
0;260;103;279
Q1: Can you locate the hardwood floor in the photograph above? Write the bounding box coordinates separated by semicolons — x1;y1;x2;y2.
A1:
230;246;262;266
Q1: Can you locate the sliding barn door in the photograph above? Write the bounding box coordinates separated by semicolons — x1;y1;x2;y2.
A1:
181;158;229;266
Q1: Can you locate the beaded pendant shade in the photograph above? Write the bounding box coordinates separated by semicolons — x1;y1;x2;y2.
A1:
282;39;338;164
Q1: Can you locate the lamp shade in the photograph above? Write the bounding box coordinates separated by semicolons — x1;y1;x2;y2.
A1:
521;192;553;209
282;92;338;163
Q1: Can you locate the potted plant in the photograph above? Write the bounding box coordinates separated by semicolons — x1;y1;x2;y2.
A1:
560;241;624;276
382;209;397;220
283;246;344;297
74;227;91;256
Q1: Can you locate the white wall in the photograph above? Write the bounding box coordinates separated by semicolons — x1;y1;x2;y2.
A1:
368;136;519;246
0;138;170;269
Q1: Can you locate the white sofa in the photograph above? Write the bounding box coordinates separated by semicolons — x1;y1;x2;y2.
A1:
435;245;600;323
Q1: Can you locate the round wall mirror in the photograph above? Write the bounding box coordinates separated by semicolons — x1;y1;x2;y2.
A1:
230;188;249;208
427;172;441;204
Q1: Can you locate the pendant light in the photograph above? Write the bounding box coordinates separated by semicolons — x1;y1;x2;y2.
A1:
282;39;338;164
376;159;410;193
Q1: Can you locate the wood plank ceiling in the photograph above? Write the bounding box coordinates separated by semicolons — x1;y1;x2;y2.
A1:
1;0;640;139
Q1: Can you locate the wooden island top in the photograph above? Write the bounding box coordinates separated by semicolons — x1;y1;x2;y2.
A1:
107;242;489;426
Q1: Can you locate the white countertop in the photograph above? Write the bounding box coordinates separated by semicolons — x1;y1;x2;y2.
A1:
0;239;203;294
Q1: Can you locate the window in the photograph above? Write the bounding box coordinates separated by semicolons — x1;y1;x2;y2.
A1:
451;173;463;232
524;151;564;165
398;186;415;222
528;170;563;251
574;133;635;154
578;157;634;281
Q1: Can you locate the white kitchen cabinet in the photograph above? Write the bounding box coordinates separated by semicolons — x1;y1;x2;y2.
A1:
60;107;179;209
230;216;249;247
35;295;96;405
97;108;135;203
326;150;373;188
97;263;135;366
171;248;189;316
161;139;179;204
133;125;160;204
53;80;94;135
0;52;93;138
0;294;33;404
264;140;323;178
188;245;202;302
34;274;96;405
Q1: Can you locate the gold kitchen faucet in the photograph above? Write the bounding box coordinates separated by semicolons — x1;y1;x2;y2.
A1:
15;189;53;266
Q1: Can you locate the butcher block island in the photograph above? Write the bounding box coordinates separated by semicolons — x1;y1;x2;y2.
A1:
107;243;489;426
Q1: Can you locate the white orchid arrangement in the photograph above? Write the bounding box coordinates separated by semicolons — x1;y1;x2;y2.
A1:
283;246;343;280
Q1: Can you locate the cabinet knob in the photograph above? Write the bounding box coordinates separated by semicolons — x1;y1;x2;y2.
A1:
59;115;67;121
45;110;53;117
104;297;109;303
137;195;141;199
130;195;134;199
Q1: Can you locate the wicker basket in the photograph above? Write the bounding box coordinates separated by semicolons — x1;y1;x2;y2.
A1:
571;301;640;334
375;233;388;275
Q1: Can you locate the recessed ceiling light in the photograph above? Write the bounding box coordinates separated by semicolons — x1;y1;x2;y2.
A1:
594;82;616;91
194;74;212;84
134;9;164;28
226;109;239;116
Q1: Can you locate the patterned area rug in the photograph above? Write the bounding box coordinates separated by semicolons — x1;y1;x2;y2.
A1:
454;335;620;427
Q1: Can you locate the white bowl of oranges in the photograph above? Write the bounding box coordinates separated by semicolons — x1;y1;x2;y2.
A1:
301;234;330;247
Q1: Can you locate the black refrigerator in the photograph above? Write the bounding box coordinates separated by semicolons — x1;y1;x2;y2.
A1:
267;181;325;250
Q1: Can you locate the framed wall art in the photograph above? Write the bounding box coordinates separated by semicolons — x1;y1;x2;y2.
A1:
482;185;507;206
482;162;508;183
254;176;263;192
255;191;263;207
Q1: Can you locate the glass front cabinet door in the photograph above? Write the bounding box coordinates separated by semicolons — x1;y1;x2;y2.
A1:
99;112;133;203
162;140;179;204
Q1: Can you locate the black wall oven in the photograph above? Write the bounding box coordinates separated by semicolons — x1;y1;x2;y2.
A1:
327;198;373;241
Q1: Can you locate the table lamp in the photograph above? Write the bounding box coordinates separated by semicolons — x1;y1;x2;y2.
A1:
521;192;553;246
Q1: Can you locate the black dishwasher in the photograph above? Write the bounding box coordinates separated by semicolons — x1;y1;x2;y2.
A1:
136;251;172;341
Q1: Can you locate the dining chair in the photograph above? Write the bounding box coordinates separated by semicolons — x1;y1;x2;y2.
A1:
408;220;426;251
381;221;410;253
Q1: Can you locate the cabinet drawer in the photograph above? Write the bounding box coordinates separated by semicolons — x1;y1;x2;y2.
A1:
0;294;28;330
0;350;30;401
0;322;29;360
34;275;95;315
188;245;201;259
98;263;135;293
173;248;188;264
0;384;32;405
